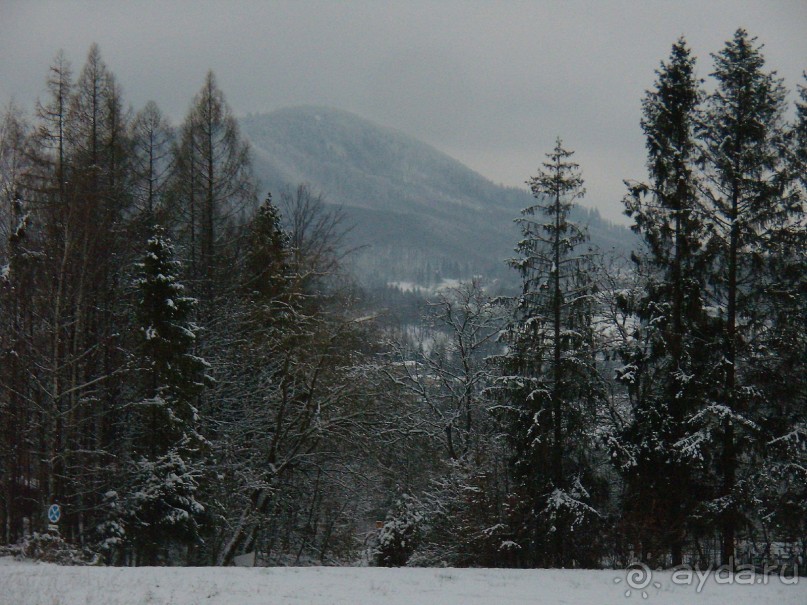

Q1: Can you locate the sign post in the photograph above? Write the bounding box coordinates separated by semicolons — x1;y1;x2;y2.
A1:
47;503;61;533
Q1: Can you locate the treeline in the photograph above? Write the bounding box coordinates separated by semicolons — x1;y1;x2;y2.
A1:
0;30;804;570
376;30;805;570
0;44;393;565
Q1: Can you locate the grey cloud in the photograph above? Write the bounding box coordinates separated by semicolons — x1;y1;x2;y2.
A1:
1;0;804;224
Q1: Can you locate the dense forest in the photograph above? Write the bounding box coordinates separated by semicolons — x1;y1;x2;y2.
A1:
0;30;804;571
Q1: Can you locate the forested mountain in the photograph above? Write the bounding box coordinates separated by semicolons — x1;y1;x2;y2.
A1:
240;107;633;285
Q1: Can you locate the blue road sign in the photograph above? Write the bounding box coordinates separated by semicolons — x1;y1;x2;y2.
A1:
47;504;61;523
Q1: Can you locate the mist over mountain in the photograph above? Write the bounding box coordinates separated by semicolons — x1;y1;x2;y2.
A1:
240;106;633;286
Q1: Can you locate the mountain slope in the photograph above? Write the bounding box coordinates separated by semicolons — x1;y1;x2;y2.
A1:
240;106;632;284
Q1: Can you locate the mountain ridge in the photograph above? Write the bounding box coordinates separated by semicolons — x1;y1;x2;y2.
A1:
239;106;633;285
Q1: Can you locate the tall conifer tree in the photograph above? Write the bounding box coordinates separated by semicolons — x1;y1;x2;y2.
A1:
494;139;604;567
699;29;798;564
617;38;712;565
123;227;210;564
172;71;256;287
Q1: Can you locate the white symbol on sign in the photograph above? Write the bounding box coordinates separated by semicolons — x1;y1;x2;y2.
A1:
47;504;61;523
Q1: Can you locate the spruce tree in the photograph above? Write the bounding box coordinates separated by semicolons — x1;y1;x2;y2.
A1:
123;227;210;564
242;194;289;304
493;139;604;567
617;38;712;565
749;71;807;565
795;73;807;190
698;29;799;564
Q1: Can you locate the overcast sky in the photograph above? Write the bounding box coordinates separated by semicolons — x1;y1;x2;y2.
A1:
1;1;805;223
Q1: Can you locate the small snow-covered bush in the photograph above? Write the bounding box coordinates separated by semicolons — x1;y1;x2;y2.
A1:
4;532;99;565
374;494;424;566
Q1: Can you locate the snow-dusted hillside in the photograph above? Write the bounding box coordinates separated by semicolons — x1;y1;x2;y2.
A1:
240;107;633;285
1;558;803;605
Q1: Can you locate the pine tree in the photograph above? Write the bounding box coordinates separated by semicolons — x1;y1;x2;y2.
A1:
617;38;713;565
493;139;604;567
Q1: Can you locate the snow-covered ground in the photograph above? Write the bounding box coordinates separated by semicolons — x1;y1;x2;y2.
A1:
1;558;803;605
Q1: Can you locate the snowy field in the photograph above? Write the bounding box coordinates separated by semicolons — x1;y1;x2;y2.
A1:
1;558;804;605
